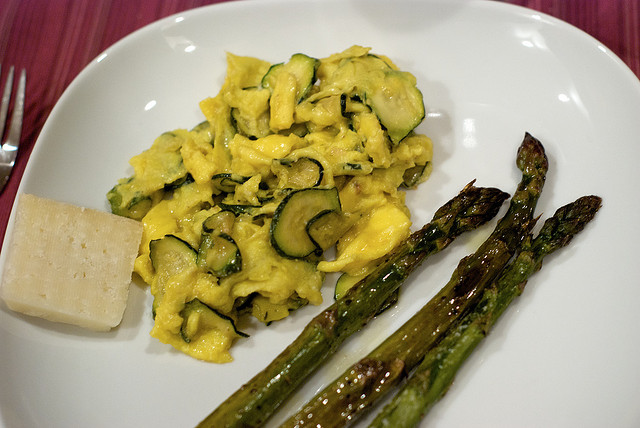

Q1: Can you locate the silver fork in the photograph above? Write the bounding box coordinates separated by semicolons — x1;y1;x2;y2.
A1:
0;65;26;194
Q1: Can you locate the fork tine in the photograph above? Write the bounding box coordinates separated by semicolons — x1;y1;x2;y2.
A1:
4;69;26;154
0;65;14;138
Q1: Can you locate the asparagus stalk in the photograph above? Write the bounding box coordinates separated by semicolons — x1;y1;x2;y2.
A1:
280;133;548;428
369;195;602;428
197;183;510;428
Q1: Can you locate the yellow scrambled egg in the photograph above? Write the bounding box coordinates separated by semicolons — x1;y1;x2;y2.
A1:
107;46;432;363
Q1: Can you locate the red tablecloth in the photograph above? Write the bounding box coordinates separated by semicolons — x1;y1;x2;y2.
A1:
1;0;638;250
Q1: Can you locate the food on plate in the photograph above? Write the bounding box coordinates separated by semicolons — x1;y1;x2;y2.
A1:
107;46;433;362
201;133;602;428
370;195;602;428
197;183;510;427
280;133;549;427
0;194;142;331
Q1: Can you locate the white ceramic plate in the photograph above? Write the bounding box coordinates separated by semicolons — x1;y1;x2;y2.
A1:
2;0;639;426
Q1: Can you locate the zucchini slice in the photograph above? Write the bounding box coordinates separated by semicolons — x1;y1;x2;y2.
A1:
363;70;425;143
149;234;198;273
260;63;283;90
232;107;271;139
306;210;350;252
230;86;272;139
250;294;308;325
273;157;324;188
149;235;198;316
198;212;242;277
211;173;251;194
261;53;319;102
179;299;248;344
334;272;365;300
217;202;262;216
401;162;431;188
107;132;190;220
107;183;155;221
263;53;319;130
341;94;370;117
202;210;235;234
270;187;341;258
164;173;194;191
198;233;242;277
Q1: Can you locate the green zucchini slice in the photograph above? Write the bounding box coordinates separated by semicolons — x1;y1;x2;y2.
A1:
261;53;319;102
270;187;341;258
149;234;198;273
198;211;242;277
401;162;431;188
263;53;320;130
107;132;190;220
179;299;248;344
164;173;194;191
306;210;350;252
273;157;324;188
198;233;242;277
149;235;198;317
230;86;272;139
334;272;365;300
107;183;154;221
250;294;309;325
260;63;283;90
364;70;425;143
232;107;271;139
202;210;235;234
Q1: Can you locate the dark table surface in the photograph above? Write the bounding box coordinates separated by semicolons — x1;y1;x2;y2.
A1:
1;0;639;249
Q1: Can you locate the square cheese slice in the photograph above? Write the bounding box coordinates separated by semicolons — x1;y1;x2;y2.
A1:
1;194;143;331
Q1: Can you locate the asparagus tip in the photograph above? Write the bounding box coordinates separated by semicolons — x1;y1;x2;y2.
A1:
534;195;602;251
517;132;549;174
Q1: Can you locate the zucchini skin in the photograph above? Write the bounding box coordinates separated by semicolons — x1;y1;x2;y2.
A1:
180;298;248;344
402;162;431;188
197;211;243;277
148;234;198;318
106;185;153;221
211;173;251;194
261;53;319;102
363;70;425;144
269;187;341;259
217;202;261;216
197;232;243;277
273;157;324;188
149;234;198;272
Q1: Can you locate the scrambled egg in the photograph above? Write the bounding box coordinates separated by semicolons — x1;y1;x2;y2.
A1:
108;46;432;362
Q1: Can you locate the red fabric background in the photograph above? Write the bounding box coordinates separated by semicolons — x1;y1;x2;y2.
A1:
0;0;638;250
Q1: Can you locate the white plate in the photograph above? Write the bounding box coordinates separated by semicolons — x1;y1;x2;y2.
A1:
2;0;639;426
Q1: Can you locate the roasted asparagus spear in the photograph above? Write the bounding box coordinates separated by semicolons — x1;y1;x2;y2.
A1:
369;195;602;428
280;133;548;428
197;183;510;428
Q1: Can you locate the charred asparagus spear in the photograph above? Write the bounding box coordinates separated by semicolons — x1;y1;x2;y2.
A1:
197;183;510;428
369;195;602;428
280;133;548;428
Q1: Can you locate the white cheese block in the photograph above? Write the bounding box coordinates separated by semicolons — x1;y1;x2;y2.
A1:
1;194;143;331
